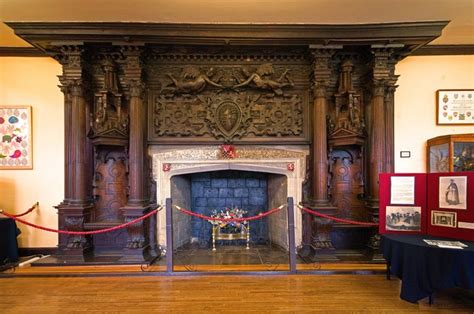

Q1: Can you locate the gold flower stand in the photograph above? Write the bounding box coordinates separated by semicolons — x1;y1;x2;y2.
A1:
212;224;250;251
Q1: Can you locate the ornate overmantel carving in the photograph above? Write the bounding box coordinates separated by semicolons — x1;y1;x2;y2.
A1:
149;51;310;144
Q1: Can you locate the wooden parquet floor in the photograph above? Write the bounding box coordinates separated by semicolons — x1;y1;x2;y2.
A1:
1;268;473;313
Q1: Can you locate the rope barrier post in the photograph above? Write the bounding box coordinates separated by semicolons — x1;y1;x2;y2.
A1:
166;198;173;273
287;197;297;274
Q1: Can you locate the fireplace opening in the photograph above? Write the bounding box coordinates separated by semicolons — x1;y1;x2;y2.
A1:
170;170;289;251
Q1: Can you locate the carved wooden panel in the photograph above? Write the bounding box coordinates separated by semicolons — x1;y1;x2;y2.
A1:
152;92;305;142
329;148;365;220
146;47;311;144
92;149;128;222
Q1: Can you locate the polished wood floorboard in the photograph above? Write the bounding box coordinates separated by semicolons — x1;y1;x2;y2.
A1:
1;274;473;313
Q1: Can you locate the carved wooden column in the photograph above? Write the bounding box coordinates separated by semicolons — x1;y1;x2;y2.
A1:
368;79;386;208
384;82;397;173
384;61;399;173
121;46;157;262
366;46;399;253
303;46;339;260
56;46;93;259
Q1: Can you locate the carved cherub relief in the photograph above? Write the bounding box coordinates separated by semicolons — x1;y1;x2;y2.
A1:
165;65;224;94
233;63;294;95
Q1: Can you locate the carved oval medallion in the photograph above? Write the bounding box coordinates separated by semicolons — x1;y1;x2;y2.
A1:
216;101;242;138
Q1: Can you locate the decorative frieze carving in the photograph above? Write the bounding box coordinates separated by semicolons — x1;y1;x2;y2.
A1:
153;92;303;142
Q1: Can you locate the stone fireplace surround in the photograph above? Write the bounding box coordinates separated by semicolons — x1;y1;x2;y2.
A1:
151;145;308;249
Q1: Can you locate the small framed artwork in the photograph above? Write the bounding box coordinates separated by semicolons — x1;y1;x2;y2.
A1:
385;206;422;231
0;106;32;169
431;210;457;228
436;89;474;125
439;176;467;210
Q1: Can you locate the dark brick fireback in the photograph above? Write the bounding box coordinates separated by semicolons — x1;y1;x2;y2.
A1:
190;170;268;244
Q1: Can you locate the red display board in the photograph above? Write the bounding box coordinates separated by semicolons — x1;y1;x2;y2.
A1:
379;173;427;235
426;172;474;241
380;172;474;242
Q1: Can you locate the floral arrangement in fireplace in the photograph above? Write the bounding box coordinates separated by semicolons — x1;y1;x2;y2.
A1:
208;207;248;233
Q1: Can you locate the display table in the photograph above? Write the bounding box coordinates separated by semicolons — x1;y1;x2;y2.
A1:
381;234;474;303
0;218;20;264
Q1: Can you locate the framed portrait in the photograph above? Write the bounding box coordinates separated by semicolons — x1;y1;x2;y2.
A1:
385;206;422;231
431;211;457;228
439;176;467;210
0;106;32;169
436;89;474;125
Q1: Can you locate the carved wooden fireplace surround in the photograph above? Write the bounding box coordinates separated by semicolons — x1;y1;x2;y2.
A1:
7;21;447;262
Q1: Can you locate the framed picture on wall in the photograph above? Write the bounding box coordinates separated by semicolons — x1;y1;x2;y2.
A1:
436;89;474;125
0;106;33;169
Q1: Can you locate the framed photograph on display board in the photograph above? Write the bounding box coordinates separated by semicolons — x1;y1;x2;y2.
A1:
0;106;32;169
439;176;467;210
436;89;474;125
431;210;457;228
386;206;422;231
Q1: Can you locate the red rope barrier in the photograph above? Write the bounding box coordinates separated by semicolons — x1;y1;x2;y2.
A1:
174;204;285;222
298;205;378;226
7;202;39;218
0;206;162;235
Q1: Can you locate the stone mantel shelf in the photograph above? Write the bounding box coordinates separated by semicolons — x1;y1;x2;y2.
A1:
6;21;448;54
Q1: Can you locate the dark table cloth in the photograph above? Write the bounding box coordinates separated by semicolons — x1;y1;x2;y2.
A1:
381;234;474;303
0;218;20;264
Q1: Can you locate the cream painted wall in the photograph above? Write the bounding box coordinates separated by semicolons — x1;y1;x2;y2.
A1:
0;57;63;248
394;55;474;173
0;54;472;248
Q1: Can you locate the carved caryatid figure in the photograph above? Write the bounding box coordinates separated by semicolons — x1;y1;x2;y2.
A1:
166;66;224;94
233;63;294;95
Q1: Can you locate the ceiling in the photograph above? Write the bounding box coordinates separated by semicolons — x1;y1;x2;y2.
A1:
0;0;473;47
